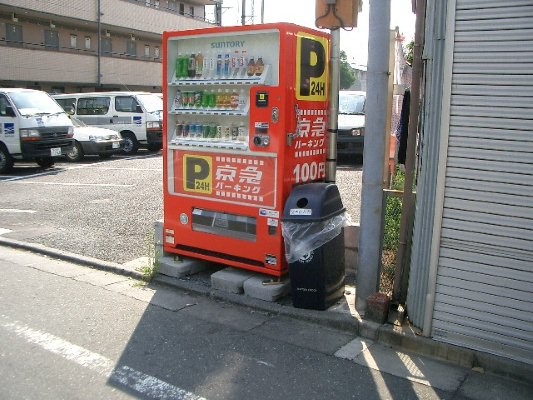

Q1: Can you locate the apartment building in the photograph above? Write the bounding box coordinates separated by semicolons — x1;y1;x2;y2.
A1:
0;0;220;93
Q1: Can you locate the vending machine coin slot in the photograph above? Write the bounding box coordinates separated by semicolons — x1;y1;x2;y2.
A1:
253;122;270;147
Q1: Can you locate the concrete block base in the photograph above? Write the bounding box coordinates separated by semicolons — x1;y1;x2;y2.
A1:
158;255;209;278
365;292;390;324
344;224;359;276
243;275;290;302
211;268;255;294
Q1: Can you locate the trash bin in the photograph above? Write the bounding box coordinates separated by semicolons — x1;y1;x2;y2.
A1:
281;182;347;310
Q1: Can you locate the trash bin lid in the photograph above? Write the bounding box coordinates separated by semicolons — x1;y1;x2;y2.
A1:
282;182;345;222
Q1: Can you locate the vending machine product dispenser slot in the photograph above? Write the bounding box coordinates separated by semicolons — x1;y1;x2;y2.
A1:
163;23;330;277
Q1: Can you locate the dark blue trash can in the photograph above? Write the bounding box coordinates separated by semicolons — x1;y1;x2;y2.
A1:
282;182;346;310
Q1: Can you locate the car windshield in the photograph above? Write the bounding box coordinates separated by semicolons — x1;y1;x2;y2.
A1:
9;91;66;117
338;93;365;115
136;93;163;113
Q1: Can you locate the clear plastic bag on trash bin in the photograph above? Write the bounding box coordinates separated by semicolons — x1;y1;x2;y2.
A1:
281;212;350;263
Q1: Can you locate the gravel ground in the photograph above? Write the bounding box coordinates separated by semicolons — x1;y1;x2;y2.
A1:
335;164;363;224
1;155;362;264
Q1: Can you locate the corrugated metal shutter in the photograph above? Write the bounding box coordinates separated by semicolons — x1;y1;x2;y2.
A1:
431;0;533;365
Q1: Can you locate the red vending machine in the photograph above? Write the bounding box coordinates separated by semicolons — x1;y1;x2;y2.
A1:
163;23;330;277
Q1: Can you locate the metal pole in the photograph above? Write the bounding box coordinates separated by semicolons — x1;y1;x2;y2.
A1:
261;0;264;24
326;28;340;183
97;0;101;87
393;0;426;304
356;0;391;312
241;0;246;25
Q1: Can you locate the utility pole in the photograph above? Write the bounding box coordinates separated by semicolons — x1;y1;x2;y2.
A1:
356;0;391;312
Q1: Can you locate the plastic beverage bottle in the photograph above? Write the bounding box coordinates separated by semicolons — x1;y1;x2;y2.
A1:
247;57;256;77
180;55;188;78
223;89;231;109
195;52;204;78
187;54;196;78
240;50;248;77
238;88;246;111
216;89;223;109
224;53;230;78
216;54;223;78
175;54;181;78
255;57;264;76
208;52;216;79
203;51;211;79
231;51;239;77
230;89;239;109
238;122;247;142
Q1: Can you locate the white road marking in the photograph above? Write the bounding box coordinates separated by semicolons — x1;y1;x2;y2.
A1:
1;169;67;182
1;319;207;400
0;228;12;235
0;208;37;213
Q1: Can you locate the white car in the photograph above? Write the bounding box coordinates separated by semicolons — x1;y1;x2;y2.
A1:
66;117;123;162
337;91;366;159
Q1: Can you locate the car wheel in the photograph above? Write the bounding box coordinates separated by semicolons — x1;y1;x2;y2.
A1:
147;143;162;152
65;140;84;162
121;132;139;155
0;144;14;173
36;157;54;169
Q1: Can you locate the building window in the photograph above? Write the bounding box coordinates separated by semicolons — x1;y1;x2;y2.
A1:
6;23;23;47
189;6;194;17
70;34;77;48
169;0;177;11
85;36;91;50
154;46;160;59
102;38;112;55
45;29;59;49
179;3;184;15
144;45;150;58
126;39;137;58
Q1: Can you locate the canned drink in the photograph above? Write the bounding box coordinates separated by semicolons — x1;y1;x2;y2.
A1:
208;91;216;108
202;124;210;138
194;123;202;138
182;92;190;108
231;125;239;140
183;123;190;137
216;125;223;139
173;90;182;109
201;91;210;108
222;125;231;139
175;122;184;137
194;91;202;108
209;123;217;138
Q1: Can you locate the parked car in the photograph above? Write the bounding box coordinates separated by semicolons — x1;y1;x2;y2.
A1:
53;91;163;154
336;90;366;159
66;116;123;162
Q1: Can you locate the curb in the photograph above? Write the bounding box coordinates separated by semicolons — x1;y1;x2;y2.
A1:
1;237;532;385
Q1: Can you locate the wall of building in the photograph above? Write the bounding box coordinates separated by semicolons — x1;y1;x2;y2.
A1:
0;0;215;92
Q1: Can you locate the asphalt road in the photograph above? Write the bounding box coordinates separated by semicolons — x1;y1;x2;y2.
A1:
0;152;362;265
0;246;458;400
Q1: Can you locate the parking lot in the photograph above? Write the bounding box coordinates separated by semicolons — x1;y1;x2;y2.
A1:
0;152;362;265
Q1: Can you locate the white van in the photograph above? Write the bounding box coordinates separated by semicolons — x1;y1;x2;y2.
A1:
53;92;163;154
0;88;74;173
